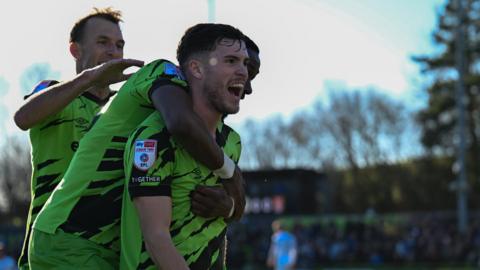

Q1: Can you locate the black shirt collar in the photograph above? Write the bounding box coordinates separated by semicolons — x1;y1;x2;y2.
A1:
82;91;117;106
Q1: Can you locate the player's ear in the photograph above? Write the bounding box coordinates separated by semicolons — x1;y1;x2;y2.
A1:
69;42;81;60
188;59;203;80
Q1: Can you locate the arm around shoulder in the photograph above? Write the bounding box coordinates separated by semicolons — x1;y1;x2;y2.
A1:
150;85;224;170
13;72;94;130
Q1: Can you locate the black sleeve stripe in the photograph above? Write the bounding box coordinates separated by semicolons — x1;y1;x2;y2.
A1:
103;149;124;159
148;59;167;77
111;136;128;143
96;160;123;172
37;158;60;171
148;77;189;102
39;119;74;131
129;185;171;198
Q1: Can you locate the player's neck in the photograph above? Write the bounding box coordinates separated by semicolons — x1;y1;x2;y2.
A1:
191;85;222;136
193;102;221;137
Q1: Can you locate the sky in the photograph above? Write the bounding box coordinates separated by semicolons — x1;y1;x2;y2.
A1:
0;0;446;136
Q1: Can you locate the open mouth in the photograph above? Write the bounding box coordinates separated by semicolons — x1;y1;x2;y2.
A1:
228;83;244;98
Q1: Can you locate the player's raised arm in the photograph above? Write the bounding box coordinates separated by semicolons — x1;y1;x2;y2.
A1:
14;58;143;130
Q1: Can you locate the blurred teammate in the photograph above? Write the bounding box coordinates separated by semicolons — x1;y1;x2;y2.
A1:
121;23;249;270
267;220;298;270
28;23;260;270
13;8;143;269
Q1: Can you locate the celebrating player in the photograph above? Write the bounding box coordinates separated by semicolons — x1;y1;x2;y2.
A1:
28;21;260;269
121;23;249;270
13;8;143;269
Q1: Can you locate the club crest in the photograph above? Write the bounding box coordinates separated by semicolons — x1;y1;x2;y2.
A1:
134;139;157;171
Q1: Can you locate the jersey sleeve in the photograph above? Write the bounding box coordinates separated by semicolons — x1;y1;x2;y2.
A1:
128;59;189;105
24;80;59;100
126;123;176;199
24;80;72;130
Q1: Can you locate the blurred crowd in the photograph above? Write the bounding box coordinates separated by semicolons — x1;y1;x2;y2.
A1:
2;213;480;269
226;213;480;269
0;241;16;270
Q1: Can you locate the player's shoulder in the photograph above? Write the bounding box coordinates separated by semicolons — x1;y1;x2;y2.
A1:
137;59;184;79
144;112;167;129
131;113;169;140
24;80;59;99
220;123;240;141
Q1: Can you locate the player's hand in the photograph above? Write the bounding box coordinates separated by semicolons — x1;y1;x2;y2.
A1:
85;58;144;88
221;165;246;221
191;185;232;218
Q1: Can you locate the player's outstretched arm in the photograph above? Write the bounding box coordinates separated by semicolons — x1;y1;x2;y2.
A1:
14;58;143;130
134;196;189;270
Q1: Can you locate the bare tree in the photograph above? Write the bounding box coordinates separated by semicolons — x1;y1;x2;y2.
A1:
239;108;331;170
0;77;9;134
240;116;291;169
317;88;409;169
0;136;31;219
240;88;411;171
0;63;59;221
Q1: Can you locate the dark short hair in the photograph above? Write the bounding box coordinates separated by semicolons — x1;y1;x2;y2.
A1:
70;7;122;43
244;34;259;54
176;23;245;69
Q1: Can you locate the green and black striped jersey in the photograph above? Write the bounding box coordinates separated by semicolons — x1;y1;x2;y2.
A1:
33;59;188;254
120;112;241;270
19;80;110;267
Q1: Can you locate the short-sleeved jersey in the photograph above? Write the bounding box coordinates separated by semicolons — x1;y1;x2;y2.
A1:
120;112;241;270
19;80;109;267
33;59;188;253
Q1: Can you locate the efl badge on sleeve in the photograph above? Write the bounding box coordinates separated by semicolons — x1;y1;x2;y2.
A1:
134;140;157;171
164;62;185;80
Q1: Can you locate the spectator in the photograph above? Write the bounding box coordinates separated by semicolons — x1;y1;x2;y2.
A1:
267;220;297;270
0;242;16;270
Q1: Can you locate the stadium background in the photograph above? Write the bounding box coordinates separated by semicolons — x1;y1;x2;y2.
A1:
2;169;480;269
3;0;480;269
